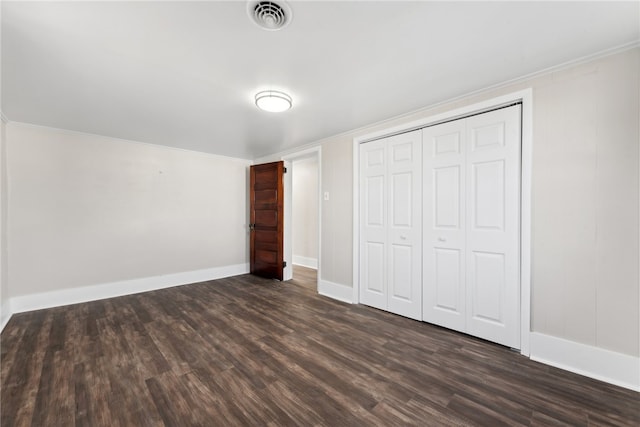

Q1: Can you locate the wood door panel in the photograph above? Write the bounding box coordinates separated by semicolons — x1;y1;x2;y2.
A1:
255;249;277;264
255;210;278;227
254;169;279;190
254;229;277;243
250;161;284;280
255;189;278;206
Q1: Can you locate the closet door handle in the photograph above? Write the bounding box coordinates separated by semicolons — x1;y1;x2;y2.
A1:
438;237;446;242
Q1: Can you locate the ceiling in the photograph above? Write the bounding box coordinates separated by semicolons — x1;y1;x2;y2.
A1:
2;1;639;160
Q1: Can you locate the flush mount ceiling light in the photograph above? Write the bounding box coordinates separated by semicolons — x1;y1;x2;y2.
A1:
247;0;292;31
255;90;292;112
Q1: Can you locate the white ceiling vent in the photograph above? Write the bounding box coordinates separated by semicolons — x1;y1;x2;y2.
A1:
247;1;292;31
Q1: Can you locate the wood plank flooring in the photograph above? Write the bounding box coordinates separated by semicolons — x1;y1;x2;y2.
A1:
2;266;638;426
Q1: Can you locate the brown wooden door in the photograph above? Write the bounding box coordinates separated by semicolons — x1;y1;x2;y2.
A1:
250;161;284;280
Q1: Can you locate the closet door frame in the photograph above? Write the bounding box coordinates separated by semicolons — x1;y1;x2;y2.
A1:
352;89;533;356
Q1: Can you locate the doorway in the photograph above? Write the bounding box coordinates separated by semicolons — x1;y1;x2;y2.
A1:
282;148;321;290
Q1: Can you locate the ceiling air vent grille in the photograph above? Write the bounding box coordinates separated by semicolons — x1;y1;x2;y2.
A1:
248;1;292;31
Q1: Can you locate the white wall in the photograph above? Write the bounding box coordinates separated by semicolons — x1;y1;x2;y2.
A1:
531;51;639;356
292;157;318;268
6;123;251;301
259;48;640;361
1;117;10;329
0;1;9;330
319;137;353;286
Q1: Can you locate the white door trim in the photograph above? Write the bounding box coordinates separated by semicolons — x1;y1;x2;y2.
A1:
352;89;533;356
282;147;322;290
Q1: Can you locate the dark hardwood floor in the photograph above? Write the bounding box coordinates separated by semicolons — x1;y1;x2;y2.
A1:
2;266;638;426
291;265;317;290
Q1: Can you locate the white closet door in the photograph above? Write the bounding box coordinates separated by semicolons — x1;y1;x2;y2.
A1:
360;139;387;311
465;106;521;348
387;131;422;320
422;120;467;332
359;131;422;319
422;105;521;348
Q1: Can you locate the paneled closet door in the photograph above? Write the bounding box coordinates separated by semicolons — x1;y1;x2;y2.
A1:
386;131;422;320
422;120;467;333
465;106;521;348
359;131;422;320
360;138;388;311
422;105;521;349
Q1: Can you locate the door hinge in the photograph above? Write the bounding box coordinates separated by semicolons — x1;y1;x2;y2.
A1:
283;167;287;173
283;261;287;268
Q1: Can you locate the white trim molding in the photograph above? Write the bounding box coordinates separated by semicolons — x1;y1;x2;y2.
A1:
10;263;249;314
318;279;353;304
292;255;318;269
530;332;640;392
353;89;534;355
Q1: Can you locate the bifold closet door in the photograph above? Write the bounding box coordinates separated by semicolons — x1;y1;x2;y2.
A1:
423;105;521;348
465;106;521;348
360;130;422;320
360;138;387;311
422;120;467;334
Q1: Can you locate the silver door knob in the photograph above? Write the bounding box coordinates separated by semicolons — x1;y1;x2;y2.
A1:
438;237;446;242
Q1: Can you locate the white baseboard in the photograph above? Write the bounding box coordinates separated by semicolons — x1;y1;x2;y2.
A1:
0;299;12;333
292;255;318;269
530;332;639;392
318;279;353;304
10;263;250;314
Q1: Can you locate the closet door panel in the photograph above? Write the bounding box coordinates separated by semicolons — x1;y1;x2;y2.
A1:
465;105;521;348
359;140;387;310
422;121;466;332
433;248;462;312
387;131;422;320
434;166;461;229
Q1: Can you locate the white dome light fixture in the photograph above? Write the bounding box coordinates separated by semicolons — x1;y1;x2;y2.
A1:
255;90;292;113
